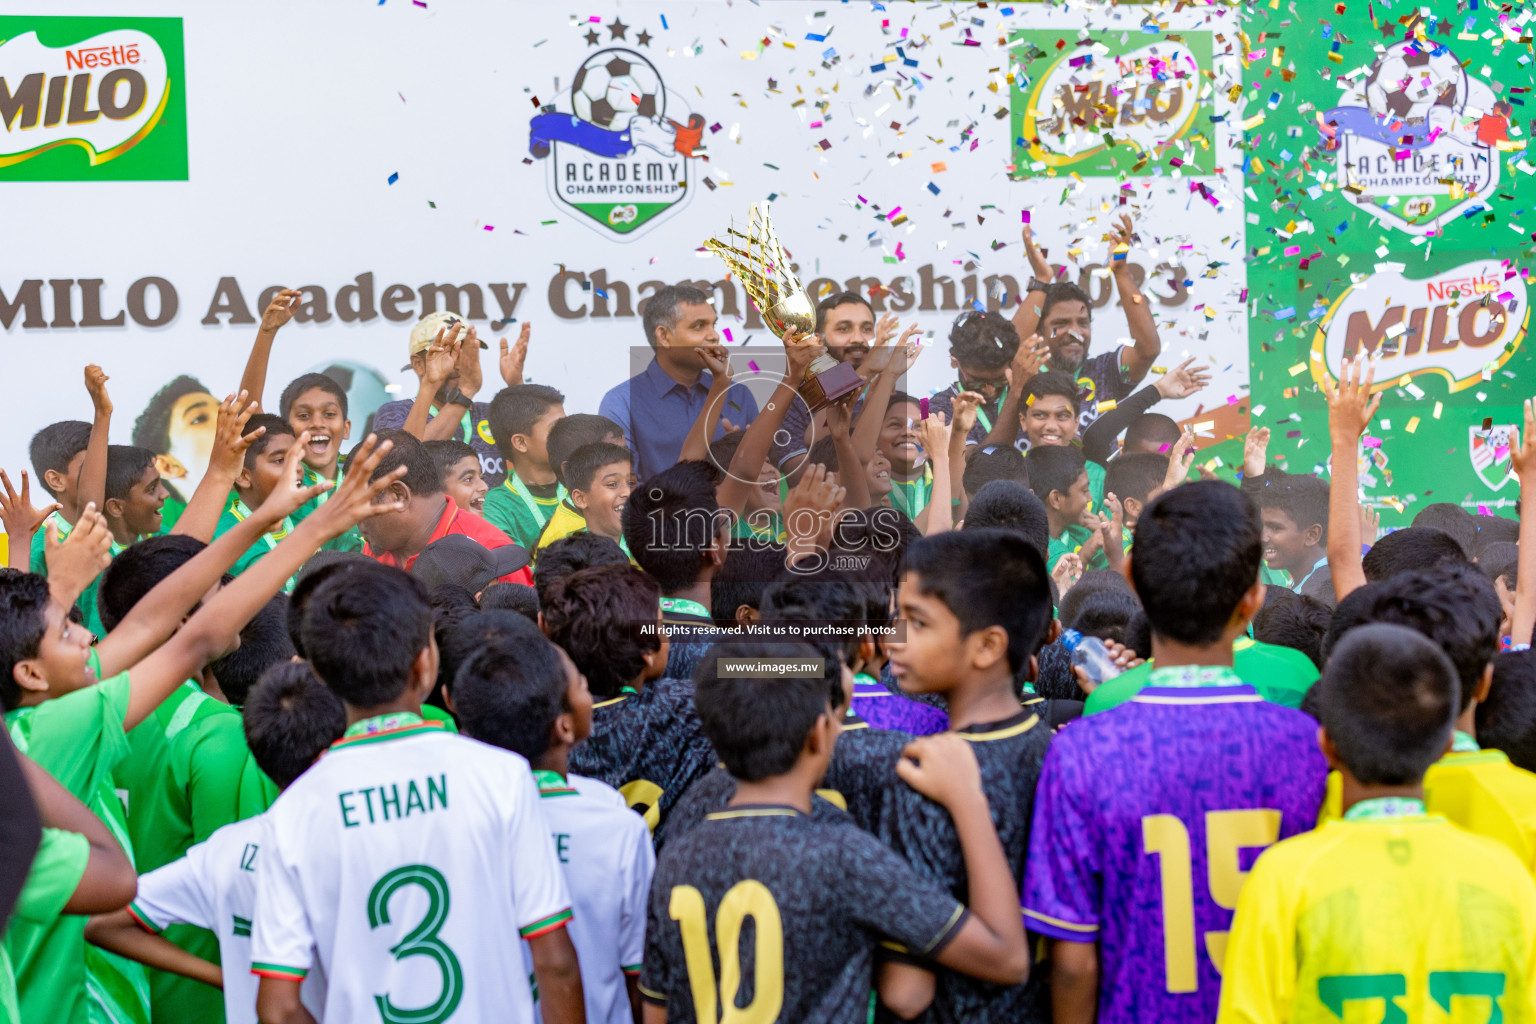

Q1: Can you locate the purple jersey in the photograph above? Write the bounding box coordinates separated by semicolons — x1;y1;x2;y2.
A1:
853;673;949;736
1022;674;1328;1024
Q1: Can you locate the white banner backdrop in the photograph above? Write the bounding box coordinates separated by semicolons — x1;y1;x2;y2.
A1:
2;0;1248;506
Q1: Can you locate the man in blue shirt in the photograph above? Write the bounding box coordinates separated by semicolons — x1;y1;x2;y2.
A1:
599;284;758;481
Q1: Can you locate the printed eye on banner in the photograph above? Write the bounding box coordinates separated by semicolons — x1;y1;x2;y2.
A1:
1310;259;1529;396
0;17;187;180
528;42;707;239
1320;39;1502;233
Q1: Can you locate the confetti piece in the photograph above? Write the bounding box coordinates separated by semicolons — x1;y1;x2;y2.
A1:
721;327;734;344
1097;400;1118;413
387;172;399;185
412;0;426;6
483;225;494;232
1406;417;1421;434
1288;363;1307;377
748;360;760;374
919;397;931;419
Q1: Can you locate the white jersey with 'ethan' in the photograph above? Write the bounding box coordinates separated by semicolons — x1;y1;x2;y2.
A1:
523;771;655;1024
126;812;326;1024
251;715;573;1023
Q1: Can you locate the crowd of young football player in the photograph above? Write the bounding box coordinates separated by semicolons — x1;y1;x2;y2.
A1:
1;231;1535;1024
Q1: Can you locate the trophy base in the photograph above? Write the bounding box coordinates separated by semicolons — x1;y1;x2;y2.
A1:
797;361;865;414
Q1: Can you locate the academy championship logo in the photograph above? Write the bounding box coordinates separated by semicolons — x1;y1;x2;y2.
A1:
1471;423;1516;491
1311;258;1529;395
0;16;186;181
1321;36;1502;232
529;41;706;238
1010;33;1213;177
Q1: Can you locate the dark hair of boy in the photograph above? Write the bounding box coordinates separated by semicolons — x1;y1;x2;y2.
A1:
242;661;348;789
423;439;477;480
1024;370;1082;415
1319;582;1385;669
241;414;296;468
477;582;539;621
828;508;919;588
131;375;208;453
1055;569;1135;628
949;310;1020;373
299;566;433;708
532;532;630;606
564;441;632;494
208;595;296;706
905;529;1053;676
1025;444;1086;509
961;445;1028;499
1480;543;1518;588
1131;480;1261;646
1357;564;1503;713
710;542;786;627
642;283;711;348
885;389;917;414
1318;623;1459;785
1103;452;1168;509
1479;650;1536;772
1361;526;1469;582
814;290;874;335
348;428;439;496
487;383;566;461
1064;588;1141;648
761;570;868;671
805;435;841;474
962;480;1050;558
693;641;832;781
1037;281;1093;326
546;414;626;488
278;373;348;422
622;460;728;594
706;431;745;480
541;564;662;699
1260;473;1330;541
0;571;53;710
437;610;546;708
1474;515;1520;557
1253;590;1331;669
29;420;92;499
453;632;570;761
1412;502;1477;557
98;534;211;632
284;552;377;655
1122;413;1181;454
104;445;159;505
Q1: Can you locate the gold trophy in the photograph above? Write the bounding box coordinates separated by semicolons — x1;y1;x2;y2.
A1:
704;202;864;412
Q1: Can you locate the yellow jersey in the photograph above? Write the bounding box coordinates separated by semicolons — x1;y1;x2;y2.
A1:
1217;807;1536;1024
533;499;591;556
1320;748;1536;877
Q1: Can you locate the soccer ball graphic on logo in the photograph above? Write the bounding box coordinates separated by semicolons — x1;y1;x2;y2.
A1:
1363;41;1466;127
570;49;664;129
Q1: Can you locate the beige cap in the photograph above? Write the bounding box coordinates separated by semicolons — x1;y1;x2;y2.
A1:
403;310;488;371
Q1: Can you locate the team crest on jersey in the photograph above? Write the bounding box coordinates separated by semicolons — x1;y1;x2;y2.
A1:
528;37;707;239
1471;423;1516;491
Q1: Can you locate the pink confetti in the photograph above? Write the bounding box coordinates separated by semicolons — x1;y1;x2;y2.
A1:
1022;210;1031;224
1362;437;1382;449
1226;394;1240;406
919;397;931;419
722;327;734;343
748;360;760;374
1479;504;1492;516
483;225;494;231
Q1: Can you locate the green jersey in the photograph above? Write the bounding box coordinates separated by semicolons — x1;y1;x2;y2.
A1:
5;673;149;1024
1;829;90;1024
1083;636;1320;715
291;463;365;552
29;514;107;640
1049;461;1118;572
889;463;934;521
212;494;298;593
482;474;565;550
118;681;271;1024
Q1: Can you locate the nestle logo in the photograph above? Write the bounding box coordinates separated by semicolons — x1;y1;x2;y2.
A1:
64;43;141;71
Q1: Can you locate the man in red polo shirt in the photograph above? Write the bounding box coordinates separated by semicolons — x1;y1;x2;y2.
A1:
347;429;533;585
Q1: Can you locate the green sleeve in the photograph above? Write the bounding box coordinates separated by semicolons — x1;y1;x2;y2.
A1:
1047;533;1073;573
421;705;459;733
1082;663;1150;716
236;753;279;819
28;529;47;575
180;714;252;844
10;829;89;926
1085;460;1107;509
8;673;132;800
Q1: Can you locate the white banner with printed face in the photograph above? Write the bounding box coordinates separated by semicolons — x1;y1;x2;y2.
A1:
1;0;1248;507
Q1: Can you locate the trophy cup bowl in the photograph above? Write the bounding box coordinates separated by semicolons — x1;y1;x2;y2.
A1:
762;291;864;412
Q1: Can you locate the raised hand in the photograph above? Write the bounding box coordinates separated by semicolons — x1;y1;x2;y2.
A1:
261;288;301;333
84;365;112;417
0;469;60;543
1107;212;1136;255
1323;350;1381;443
886;324;924;377
1051;552;1084;598
782;328;825;384
699;346;734;386
455;324;484;398
422;324;464;386
1359;502;1380;545
206;392;264;483
304;434;408;537
784;462;846;554
1160;426;1197;493
1508;398;1536;484
499;322;530;387
824;394;855;437
1005;333;1049;390
1243;426;1271;478
950;391;985;437
917;411;952;462
1022;223;1052;281
1153;357;1212;401
43;504;113;605
874;312;900;349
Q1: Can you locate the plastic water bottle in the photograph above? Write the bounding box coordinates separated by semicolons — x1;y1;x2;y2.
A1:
1062;628;1124;686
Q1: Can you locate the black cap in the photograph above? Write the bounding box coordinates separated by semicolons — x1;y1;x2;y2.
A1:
411;535;529;594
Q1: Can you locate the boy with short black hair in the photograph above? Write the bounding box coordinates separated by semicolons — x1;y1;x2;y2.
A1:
103;444;169;550
929;310;1020;447
253;565;584;1023
1218;623;1536;1023
962;480;1050;557
207;595;296;707
536;441;635;555
532;531;630;607
25;366;113;576
708;541;784;628
961;444;1029;501
1019;371;1083;450
546;412;627;487
1025;480;1328;1024
424;438;488;513
642;639;1031;1022
1121;413;1181;455
623;460;731;681
542;563;716;832
83;661;346;1024
877;529;1055;1023
1257;473;1333;603
1027;445;1121;574
454;630;655;1024
484;383;568;547
1101;451;1167;532
1482;650;1536;773
212;413;303;581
